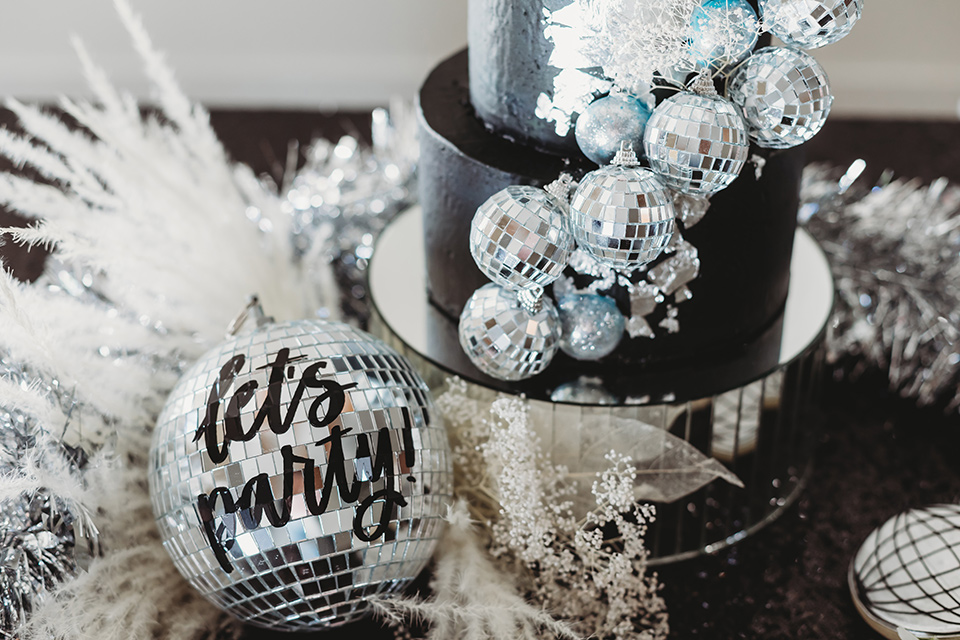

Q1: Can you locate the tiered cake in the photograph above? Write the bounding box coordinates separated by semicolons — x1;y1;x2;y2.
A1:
419;0;805;379
371;0;833;560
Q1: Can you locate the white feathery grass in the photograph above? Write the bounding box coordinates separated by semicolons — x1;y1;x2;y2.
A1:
0;1;324;638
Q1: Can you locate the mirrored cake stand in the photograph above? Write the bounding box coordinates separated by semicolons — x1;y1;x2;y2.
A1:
369;207;834;564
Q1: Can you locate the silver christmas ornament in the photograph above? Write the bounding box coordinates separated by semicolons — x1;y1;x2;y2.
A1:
727;46;833;149
575;93;652;166
643;91;749;196
688;0;760;72
459;283;561;381
760;0;863;50
149;313;453;631
557;294;625;361
470;185;572;292
850;504;960;639
568;145;676;271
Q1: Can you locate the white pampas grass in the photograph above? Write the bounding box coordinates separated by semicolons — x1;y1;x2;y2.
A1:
0;1;322;638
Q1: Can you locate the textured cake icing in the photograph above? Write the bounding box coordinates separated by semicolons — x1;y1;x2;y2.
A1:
468;0;579;154
418;0;804;371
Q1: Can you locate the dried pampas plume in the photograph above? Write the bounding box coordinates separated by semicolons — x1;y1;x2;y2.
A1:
0;0;319;638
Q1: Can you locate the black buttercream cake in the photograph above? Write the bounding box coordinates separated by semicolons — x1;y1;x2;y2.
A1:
417;0;805;377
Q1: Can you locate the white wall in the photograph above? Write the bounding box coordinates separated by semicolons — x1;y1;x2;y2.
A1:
0;0;955;119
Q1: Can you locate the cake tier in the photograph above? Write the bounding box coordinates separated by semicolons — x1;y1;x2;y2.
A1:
468;0;578;154
419;49;805;372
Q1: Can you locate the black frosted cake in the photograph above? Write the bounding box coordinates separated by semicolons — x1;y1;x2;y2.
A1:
417;0;805;378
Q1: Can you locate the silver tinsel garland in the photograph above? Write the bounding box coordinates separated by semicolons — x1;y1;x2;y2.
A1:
800;162;960;411
281;100;418;325
0;362;86;635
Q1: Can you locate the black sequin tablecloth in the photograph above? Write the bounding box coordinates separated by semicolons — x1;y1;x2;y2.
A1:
2;112;959;639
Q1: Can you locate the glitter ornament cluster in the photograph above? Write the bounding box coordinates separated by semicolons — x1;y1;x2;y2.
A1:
150;317;453;630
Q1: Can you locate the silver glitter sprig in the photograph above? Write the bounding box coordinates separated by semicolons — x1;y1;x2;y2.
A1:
801;162;960;411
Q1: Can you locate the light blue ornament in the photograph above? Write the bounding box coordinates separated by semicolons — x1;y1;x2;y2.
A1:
557;294;625;361
688;0;759;72
574;94;652;166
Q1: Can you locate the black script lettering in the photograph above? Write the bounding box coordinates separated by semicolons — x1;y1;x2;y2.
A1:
193;349;358;464
314;426;362;510
354;488;408;542
249;348;306;435
302;362;357;427
196;487;238;572
194;355;246;464
193;348;416;574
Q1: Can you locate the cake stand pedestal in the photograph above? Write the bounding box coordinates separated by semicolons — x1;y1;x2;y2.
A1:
368;206;834;563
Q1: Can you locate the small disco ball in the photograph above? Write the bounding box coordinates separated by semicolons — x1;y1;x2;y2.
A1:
688;0;759;72
470;185;572;291
759;0;862;50
458;283;560;381
575;93;652;166
851;504;960;639
643;92;749;196
568;164;675;271
150;318;453;631
557;294;625;361
727;46;833;149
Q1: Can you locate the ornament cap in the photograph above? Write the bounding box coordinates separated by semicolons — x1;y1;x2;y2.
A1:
611;142;640;167
517;287;544;315
226;295;274;337
690;71;719;97
544;173;575;202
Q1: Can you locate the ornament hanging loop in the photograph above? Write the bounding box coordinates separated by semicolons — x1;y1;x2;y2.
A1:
226;294;274;337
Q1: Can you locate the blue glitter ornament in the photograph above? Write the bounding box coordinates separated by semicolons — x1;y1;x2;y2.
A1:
557;294;625;361
688;0;760;72
575;94;653;166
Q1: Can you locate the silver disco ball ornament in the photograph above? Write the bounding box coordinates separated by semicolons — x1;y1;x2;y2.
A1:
470;185;572;292
759;0;862;50
688;0;759;72
149;315;453;631
575;93;652;166
643;91;749;196
727;47;833;149
851;504;960;639
568;146;675;271
557;294;625;361
459;283;560;381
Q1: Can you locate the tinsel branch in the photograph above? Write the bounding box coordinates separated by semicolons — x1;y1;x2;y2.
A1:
801;164;960;412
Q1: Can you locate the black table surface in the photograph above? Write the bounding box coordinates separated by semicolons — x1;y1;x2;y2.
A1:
2;111;960;639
